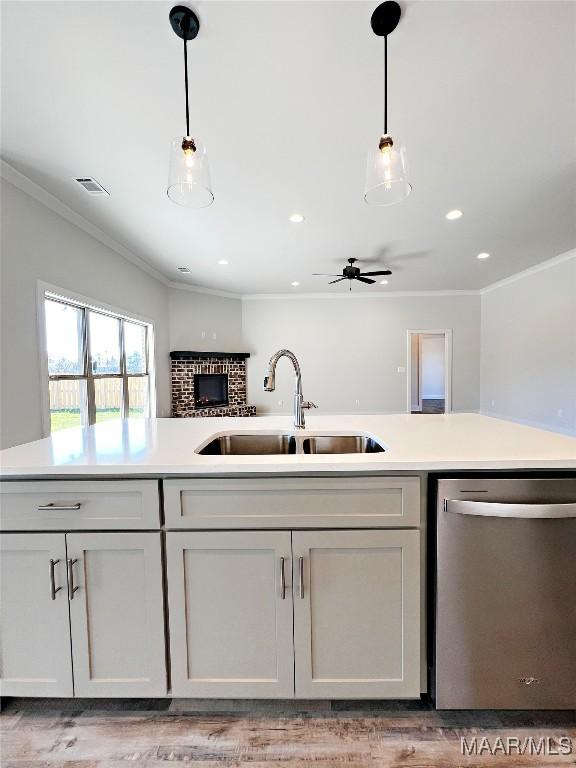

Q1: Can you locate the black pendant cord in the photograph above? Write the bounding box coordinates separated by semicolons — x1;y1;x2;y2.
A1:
383;34;388;135
183;21;190;136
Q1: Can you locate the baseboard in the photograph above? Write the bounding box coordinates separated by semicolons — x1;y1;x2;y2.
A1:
479;410;576;438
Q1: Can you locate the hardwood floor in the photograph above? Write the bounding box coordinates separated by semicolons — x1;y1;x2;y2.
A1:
412;399;445;414
2;698;575;767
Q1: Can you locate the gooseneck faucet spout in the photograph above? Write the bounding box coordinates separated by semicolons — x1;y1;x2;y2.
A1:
264;349;317;429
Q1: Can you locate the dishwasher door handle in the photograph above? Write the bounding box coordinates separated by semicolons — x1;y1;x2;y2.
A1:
444;499;576;519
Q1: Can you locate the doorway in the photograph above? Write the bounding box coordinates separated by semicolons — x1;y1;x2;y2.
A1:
406;330;452;414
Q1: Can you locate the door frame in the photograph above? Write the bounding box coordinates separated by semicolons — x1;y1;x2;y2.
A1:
406;329;452;413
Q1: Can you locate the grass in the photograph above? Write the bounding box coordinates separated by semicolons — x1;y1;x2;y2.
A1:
50;410;82;431
50;408;124;432
50;409;145;432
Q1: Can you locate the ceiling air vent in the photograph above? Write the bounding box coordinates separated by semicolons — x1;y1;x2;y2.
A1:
74;177;109;195
177;266;191;274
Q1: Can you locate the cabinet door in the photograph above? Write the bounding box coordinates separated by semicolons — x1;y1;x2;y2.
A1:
166;531;294;697
0;533;73;696
66;532;166;697
293;530;420;698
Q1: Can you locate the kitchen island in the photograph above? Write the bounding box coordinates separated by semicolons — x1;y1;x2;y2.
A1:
1;413;575;476
1;414;574;702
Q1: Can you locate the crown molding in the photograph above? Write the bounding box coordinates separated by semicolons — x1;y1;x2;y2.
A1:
241;289;480;300
167;281;241;299
1;159;171;287
480;249;576;294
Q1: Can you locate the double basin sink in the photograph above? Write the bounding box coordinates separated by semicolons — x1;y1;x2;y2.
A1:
198;432;386;456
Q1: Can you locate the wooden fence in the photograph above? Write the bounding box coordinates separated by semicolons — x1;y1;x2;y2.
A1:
49;378;147;410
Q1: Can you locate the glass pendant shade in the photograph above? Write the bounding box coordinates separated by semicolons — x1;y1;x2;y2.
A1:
364;135;411;206
167;137;214;208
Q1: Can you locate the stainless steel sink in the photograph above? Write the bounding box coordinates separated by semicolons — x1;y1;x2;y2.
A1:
197;432;385;455
198;433;296;455
302;435;385;454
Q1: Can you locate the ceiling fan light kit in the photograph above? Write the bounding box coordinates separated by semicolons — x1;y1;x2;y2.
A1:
364;1;412;206
167;6;214;208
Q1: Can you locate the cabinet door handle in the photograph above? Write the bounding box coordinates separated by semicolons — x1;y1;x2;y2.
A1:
67;558;79;600
38;502;82;511
49;558;62;600
298;556;305;599
280;556;286;599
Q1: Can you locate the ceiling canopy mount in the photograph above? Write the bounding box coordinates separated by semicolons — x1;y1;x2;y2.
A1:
169;6;199;41
370;1;401;37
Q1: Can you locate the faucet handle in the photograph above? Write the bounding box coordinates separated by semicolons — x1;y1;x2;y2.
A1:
302;401;318;410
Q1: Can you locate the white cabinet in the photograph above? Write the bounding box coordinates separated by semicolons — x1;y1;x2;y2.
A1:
67;532;166;697
0;532;166;697
0;480;160;531
166;529;421;699
0;533;73;696
3;476;422;701
292;530;421;698
164;477;421;529
166;531;294;698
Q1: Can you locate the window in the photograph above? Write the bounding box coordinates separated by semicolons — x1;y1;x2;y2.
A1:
44;293;153;433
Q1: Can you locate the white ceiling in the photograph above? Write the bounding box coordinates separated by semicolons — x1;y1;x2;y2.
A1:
2;1;575;294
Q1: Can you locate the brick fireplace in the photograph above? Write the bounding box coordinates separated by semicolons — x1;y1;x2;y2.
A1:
170;351;256;418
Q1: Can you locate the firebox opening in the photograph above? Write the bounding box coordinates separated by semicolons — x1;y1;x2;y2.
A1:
194;373;229;409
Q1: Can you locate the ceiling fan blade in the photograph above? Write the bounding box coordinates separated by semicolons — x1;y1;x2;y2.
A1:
329;278;346;284
360;270;392;277
312;273;342;277
355;276;376;285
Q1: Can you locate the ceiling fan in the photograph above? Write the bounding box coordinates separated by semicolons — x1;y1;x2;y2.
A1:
313;258;392;290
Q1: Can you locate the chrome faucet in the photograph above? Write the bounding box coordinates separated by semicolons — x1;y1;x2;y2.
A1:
264;349;317;429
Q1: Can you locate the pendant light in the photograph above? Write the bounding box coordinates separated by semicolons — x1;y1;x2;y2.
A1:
167;6;214;208
364;1;411;206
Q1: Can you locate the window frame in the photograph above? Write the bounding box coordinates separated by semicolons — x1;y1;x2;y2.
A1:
38;282;156;436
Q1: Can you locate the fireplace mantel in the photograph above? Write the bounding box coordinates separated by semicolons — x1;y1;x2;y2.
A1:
170;351;250;361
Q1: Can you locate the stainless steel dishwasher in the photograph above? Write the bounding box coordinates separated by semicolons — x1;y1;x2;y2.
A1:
435;477;576;709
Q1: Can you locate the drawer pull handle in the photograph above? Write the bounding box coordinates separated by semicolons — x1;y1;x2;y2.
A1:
49;558;62;600
67;558;79;600
280;557;286;600
38;502;82;511
298;556;305;599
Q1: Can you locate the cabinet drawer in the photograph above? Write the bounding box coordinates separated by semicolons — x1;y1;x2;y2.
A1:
0;480;160;530
164;477;420;529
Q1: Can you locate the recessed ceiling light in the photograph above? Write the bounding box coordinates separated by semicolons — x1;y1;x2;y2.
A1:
445;209;463;220
380;279;389;285
477;252;490;260
291;281;300;287
177;266;191;273
289;213;305;223
217;259;229;265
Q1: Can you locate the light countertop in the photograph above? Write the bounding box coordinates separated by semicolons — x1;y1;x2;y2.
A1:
1;414;575;477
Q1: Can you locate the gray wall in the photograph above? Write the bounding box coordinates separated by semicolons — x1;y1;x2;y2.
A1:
242;295;481;414
169;288;243;352
480;254;576;435
0;179;171;448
